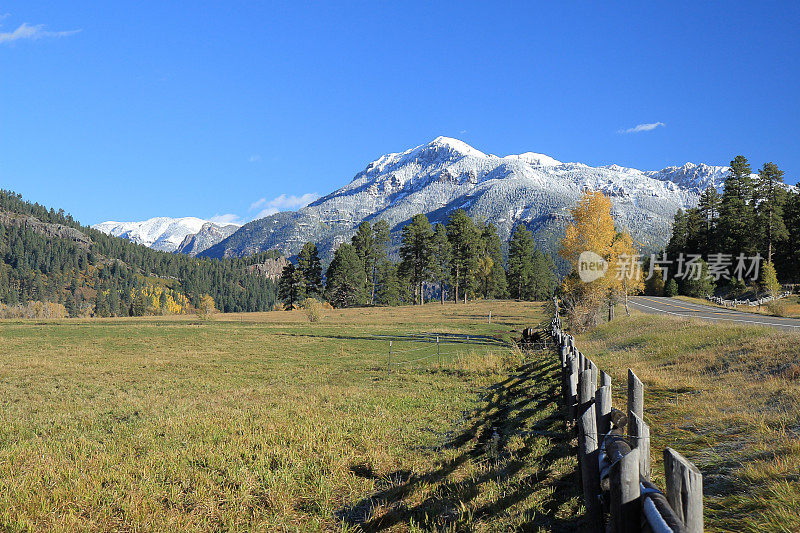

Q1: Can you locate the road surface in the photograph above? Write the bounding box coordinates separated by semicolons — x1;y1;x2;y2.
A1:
628;296;800;332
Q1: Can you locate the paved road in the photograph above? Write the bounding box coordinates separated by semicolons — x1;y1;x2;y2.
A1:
628;296;800;332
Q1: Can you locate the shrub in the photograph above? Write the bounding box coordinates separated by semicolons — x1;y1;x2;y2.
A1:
766;300;789;317
301;298;324;323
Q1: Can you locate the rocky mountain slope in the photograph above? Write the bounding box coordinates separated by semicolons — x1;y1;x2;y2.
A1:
201;137;728;261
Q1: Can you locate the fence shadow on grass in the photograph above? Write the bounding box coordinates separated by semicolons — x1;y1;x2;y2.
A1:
335;355;583;531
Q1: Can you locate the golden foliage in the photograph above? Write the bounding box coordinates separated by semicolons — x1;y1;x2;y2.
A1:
560;190;644;326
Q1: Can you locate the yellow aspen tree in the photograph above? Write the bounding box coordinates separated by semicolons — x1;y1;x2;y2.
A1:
559;190;643;327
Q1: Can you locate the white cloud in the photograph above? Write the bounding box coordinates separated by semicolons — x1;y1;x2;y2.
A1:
618;122;665;134
249;193;319;220
208;213;242;225
0;22;81;44
248;154;261;163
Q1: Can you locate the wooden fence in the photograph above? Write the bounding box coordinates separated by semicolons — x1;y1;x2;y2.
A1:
706;291;792;308
551;300;703;533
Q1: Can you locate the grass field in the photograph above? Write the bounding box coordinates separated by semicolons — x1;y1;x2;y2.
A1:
575;312;800;532
0;301;583;531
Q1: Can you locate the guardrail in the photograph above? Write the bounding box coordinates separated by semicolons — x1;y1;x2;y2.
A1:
551;299;703;533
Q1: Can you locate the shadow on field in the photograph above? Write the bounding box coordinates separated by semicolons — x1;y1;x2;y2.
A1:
280;331;508;348
335;355;582;531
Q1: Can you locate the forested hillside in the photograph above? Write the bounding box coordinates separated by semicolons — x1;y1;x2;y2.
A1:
0;190;277;316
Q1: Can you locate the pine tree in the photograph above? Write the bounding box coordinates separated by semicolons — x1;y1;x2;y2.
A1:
372;219;391;303
507;225;535;299
398;214;435;305
718;155;757;256
325;243;366;308
680;260;716;297
777;190;800;282
446;210;480;303
530;250;557;300
664;278;679;297
351;222;375;302
698;186;721;254
430;223;452;304
297;242;323;297
479;223;507;298
374;261;403;306
278;262;303;310
755;162;788;263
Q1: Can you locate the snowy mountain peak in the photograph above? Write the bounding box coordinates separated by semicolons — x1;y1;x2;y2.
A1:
503;152;562;166
93;217;240;253
427;136;487;158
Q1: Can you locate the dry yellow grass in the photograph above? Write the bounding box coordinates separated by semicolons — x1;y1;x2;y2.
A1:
0;301;581;531
575;313;800;532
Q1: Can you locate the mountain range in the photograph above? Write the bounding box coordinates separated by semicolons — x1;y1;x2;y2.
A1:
95;137;734;261
93;217;239;255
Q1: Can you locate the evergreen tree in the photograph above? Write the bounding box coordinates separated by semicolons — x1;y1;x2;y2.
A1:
507;225;535;299
278;262;303;310
478;223;507;298
325;243;366;308
398;214;435;305
718;156;757;256
371;219;391;302
297;242;323;297
446;210;480;302
374;261;403;306
698;186;721;254
664;278;679;297
530;250;557;300
680;260;716;297
777;190;800;282
430;223;452;304
754;162;788;263
351;221;375;302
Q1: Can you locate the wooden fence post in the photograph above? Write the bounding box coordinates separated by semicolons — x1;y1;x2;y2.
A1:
568;355;579;420
595;385;612;437
627;369;643;423
664;447;703;533
610;447;640;533
629;412;651;481
578;371;602;532
601;370;611;388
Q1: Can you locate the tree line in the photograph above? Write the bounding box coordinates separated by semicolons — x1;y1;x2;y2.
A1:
663;156;800;296
278;209;557;309
0;189;279;316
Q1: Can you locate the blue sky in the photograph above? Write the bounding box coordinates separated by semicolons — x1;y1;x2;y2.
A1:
2;2;798;225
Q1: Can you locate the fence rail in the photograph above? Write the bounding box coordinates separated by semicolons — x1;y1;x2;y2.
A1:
551;298;703;533
706;291;792;308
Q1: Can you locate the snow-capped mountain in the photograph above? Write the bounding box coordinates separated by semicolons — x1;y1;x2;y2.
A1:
92;217;240;253
200;137;732;262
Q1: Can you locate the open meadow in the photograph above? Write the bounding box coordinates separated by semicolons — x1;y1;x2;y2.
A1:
0;301;583;531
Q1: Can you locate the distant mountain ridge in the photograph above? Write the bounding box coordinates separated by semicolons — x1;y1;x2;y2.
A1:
93;217;240;254
201;137;731;262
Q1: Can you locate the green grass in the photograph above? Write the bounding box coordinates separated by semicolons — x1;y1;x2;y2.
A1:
0;301;581;531
574;312;800;532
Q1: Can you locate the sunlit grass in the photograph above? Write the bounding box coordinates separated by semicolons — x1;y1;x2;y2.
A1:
576;312;800;532
0;301;579;531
